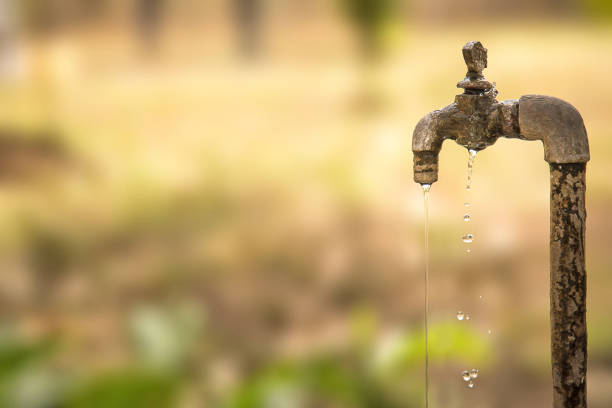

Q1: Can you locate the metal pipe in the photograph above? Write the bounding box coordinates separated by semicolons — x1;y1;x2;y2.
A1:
412;41;589;407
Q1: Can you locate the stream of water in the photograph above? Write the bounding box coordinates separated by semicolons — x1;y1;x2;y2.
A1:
422;182;431;408
421;149;481;406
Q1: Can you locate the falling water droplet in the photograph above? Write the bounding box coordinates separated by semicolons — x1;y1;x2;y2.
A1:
479;295;483;300
466;248;471;253
464;202;470;207
462;370;470;381
462;234;474;243
470;369;479;379
422;184;431;193
465;314;471;320
468;381;475;389
457;311;465;321
463;214;471;222
488;329;492;335
466;149;477;191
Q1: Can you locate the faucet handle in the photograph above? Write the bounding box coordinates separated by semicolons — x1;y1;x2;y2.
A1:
457;41;495;95
463;41;487;74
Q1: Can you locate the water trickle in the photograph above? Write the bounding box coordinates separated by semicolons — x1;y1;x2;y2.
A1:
422;183;431;408
466;149;477;190
463;149;477;251
458;150;482;394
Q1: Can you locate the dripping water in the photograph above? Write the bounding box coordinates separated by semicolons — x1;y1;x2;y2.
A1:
460;149;482;391
466;148;477;191
422;183;431;408
463;149;477;252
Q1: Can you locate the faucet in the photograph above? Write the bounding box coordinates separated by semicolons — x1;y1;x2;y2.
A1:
413;41;589;408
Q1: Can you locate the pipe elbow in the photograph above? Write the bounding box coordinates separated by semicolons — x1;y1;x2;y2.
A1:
412;110;445;184
518;95;590;164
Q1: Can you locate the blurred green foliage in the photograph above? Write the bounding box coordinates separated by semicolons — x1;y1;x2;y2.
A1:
65;370;179;408
0;319;490;407
583;0;612;18
226;319;490;408
339;0;398;58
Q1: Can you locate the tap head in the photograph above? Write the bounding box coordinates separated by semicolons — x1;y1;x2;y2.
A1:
463;41;487;75
457;41;494;95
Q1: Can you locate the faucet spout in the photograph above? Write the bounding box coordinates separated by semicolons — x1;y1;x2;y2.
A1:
412;95;519;185
412;109;445;184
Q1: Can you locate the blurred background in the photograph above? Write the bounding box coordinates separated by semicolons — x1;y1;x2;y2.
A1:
0;0;611;407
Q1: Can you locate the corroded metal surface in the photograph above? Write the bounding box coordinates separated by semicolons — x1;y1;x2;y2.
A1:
550;163;587;408
412;42;590;407
519;95;590;164
412;42;520;184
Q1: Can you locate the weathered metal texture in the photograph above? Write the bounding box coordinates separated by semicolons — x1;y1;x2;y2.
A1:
412;42;590;407
412;94;519;183
457;41;493;94
550;163;587;408
519;95;590;164
412;41;521;184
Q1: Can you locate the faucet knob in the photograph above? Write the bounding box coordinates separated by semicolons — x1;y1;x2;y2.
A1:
457;41;495;95
463;41;487;74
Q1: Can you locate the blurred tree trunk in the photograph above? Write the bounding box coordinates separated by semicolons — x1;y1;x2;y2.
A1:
232;0;263;59
136;0;164;53
340;0;397;113
0;0;19;77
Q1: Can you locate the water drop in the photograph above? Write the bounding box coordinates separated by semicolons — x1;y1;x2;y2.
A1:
422;184;431;193
466;149;477;191
464;202;470;207
470;369;479;379
468;381;475;389
479;295;483;300
488;329;492;335
465;314;471;320
463;214;471;222
466;248;471;253
462;370;470;381
462;234;474;243
456;311;465;321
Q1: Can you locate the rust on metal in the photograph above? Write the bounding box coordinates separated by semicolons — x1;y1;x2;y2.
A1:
412;41;589;408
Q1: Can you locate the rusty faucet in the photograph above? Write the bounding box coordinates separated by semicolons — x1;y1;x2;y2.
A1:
413;41;589;408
